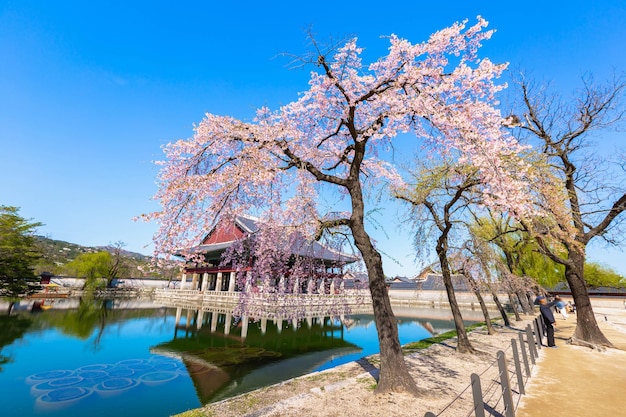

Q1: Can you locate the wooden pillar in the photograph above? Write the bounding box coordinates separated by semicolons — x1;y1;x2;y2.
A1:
216;272;223;292
200;273;209;292
228;272;236;292
191;273;199;290
260;317;267;335
180;273;187;290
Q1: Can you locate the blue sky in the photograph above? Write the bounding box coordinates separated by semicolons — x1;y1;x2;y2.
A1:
1;1;625;277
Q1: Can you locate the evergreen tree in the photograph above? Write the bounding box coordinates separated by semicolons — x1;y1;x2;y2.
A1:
0;206;42;299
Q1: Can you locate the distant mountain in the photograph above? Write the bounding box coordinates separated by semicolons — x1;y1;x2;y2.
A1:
35;236;150;265
34;236;168;278
94;245;151;261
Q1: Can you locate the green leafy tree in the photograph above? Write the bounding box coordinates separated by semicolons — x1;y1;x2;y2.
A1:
0;206;42;304
584;263;626;288
66;251;113;290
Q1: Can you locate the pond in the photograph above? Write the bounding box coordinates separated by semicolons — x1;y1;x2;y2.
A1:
0;297;483;417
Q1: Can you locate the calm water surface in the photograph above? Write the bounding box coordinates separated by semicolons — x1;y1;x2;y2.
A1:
0;298;480;417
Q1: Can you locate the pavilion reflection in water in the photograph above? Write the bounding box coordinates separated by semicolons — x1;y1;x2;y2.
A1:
152;303;366;404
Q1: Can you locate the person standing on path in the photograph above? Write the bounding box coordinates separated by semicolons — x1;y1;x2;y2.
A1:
537;296;560;348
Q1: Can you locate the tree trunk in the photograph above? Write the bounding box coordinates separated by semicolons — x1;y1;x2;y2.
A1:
348;185;421;395
508;293;522;321
466;274;495;334
491;290;510;326
524;291;535;314
516;289;533;315
437;248;474;353
473;287;495;335
565;250;613;348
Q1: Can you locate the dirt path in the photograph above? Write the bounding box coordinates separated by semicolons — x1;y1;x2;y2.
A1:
516;308;626;417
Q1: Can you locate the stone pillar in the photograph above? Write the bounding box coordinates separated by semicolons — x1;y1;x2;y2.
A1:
191;273;199;290
318;279;325;294
224;314;232;335
307;278;315;294
241;316;249;339
180;273;187;290
292;277;299;294
260;317;267;335
276;316;283;333
175;307;182;326
197;311;205;330
201;273;209;292
186;310;193;329
216;272;223;292
210;310;218;332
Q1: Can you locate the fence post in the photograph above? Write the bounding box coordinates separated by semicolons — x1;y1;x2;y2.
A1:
518;332;531;376
471;373;486;417
510;339;526;395
538;314;546;336
525;325;537;364
497;351;516;417
534;318;543;350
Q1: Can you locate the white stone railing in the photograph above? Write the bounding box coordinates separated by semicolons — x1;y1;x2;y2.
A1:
153;288;373;317
154;288;202;301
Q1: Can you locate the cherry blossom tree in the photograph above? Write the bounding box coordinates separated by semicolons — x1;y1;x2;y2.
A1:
145;18;529;395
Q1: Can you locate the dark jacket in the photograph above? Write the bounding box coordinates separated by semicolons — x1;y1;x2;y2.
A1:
540;300;558;324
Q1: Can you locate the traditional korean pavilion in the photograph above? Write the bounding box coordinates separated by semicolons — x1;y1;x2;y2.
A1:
176;215;359;293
